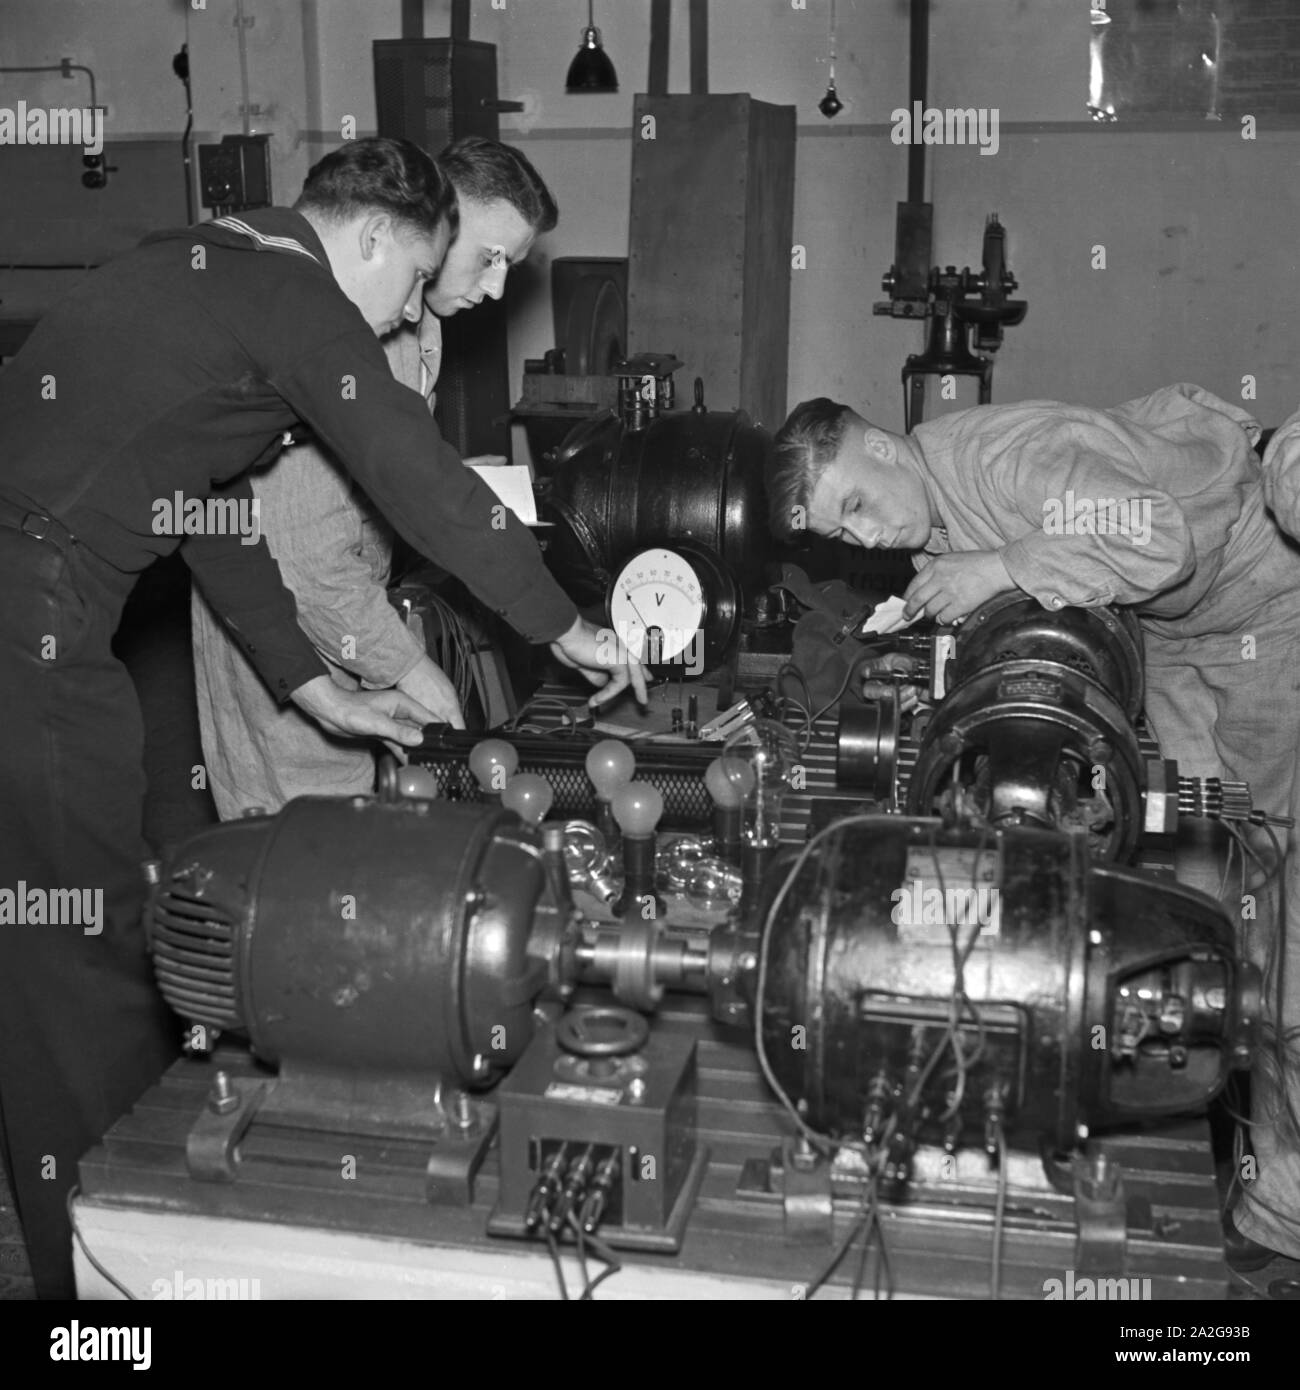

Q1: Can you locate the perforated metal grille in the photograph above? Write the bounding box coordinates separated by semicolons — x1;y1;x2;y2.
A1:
148;885;240;1029
411;712;885;842
414;752;715;830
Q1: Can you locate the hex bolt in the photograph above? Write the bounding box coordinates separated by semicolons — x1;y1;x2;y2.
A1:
451;1091;476;1132
791;1135;817;1171
207;1070;240;1115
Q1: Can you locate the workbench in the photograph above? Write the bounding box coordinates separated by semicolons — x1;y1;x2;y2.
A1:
75;991;1230;1301
73;682;1235;1300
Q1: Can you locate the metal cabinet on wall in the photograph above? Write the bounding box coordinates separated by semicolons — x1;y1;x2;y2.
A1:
627;94;796;433
374;38;510;459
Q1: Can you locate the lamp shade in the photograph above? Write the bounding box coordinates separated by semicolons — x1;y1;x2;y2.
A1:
566;25;618;93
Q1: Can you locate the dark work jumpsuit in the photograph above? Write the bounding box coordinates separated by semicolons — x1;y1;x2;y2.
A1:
0;209;577;1296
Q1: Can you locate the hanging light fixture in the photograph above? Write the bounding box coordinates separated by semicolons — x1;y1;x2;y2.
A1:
819;0;844;118
566;0;618;94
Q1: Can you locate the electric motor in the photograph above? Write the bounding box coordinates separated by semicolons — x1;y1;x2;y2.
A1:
753;815;1258;1164
147;796;561;1087
538;406;772;608
906;595;1147;859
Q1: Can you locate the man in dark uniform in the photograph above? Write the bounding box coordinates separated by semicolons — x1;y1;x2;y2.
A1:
0;137;645;1297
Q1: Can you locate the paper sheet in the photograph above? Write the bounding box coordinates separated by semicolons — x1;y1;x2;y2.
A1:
470;463;539;526
861;594;921;635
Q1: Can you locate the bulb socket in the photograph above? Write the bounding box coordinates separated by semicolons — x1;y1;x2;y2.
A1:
595;797;620;853
613;834;663;918
712;805;742;864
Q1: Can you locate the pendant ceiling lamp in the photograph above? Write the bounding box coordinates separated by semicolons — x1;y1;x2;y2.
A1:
566;0;618;94
819;0;844;118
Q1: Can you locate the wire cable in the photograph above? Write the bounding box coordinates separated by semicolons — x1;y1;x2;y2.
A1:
1259;822;1300;1147
855;1170;896;1300
805;1139;894;1299
754;812;904;1157
990;1127;1009;1300
775;661;816;752
568;1212;591;1293
570;1218;622;1300
66;1185;135;1300
542;1225;570;1301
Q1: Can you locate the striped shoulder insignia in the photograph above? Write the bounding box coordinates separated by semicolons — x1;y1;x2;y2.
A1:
210;216;323;267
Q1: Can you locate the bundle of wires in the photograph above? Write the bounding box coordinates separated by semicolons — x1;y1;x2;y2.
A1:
541;1215;623;1300
754;813;1002;1299
409;590;489;720
1217;818;1300;1251
775;644;891;755
503;693;590;738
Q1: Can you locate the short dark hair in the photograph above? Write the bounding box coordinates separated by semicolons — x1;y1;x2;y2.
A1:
295;137;458;242
437;136;558;234
769;397;853;540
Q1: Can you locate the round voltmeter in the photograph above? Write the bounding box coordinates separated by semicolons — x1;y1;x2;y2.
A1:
606;543;740;675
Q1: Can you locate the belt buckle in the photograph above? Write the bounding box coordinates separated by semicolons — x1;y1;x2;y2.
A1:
20;511;53;541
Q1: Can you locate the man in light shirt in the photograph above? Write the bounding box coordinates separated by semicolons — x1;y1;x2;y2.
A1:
192;137;556;816
772;383;1300;1273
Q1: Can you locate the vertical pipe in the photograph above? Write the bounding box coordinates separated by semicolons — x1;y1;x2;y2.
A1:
401;0;423;40
450;0;471;41
689;0;709;95
907;0;929;204
301;2;323;168
235;0;252;136
649;0;671;96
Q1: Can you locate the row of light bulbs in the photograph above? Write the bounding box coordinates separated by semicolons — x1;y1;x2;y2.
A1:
397;721;798;849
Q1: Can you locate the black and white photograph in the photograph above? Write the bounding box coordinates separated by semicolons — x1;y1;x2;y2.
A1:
0;0;1297;1343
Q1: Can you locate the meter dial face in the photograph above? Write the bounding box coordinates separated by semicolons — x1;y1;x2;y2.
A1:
609;547;705;664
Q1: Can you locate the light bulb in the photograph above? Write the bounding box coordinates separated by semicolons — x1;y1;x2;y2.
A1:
469;738;519;794
722;719;797;847
705;755;752;865
585;739;635;799
705;755;754;809
397;766;439;799
610;781;663;838
501;773;554;825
